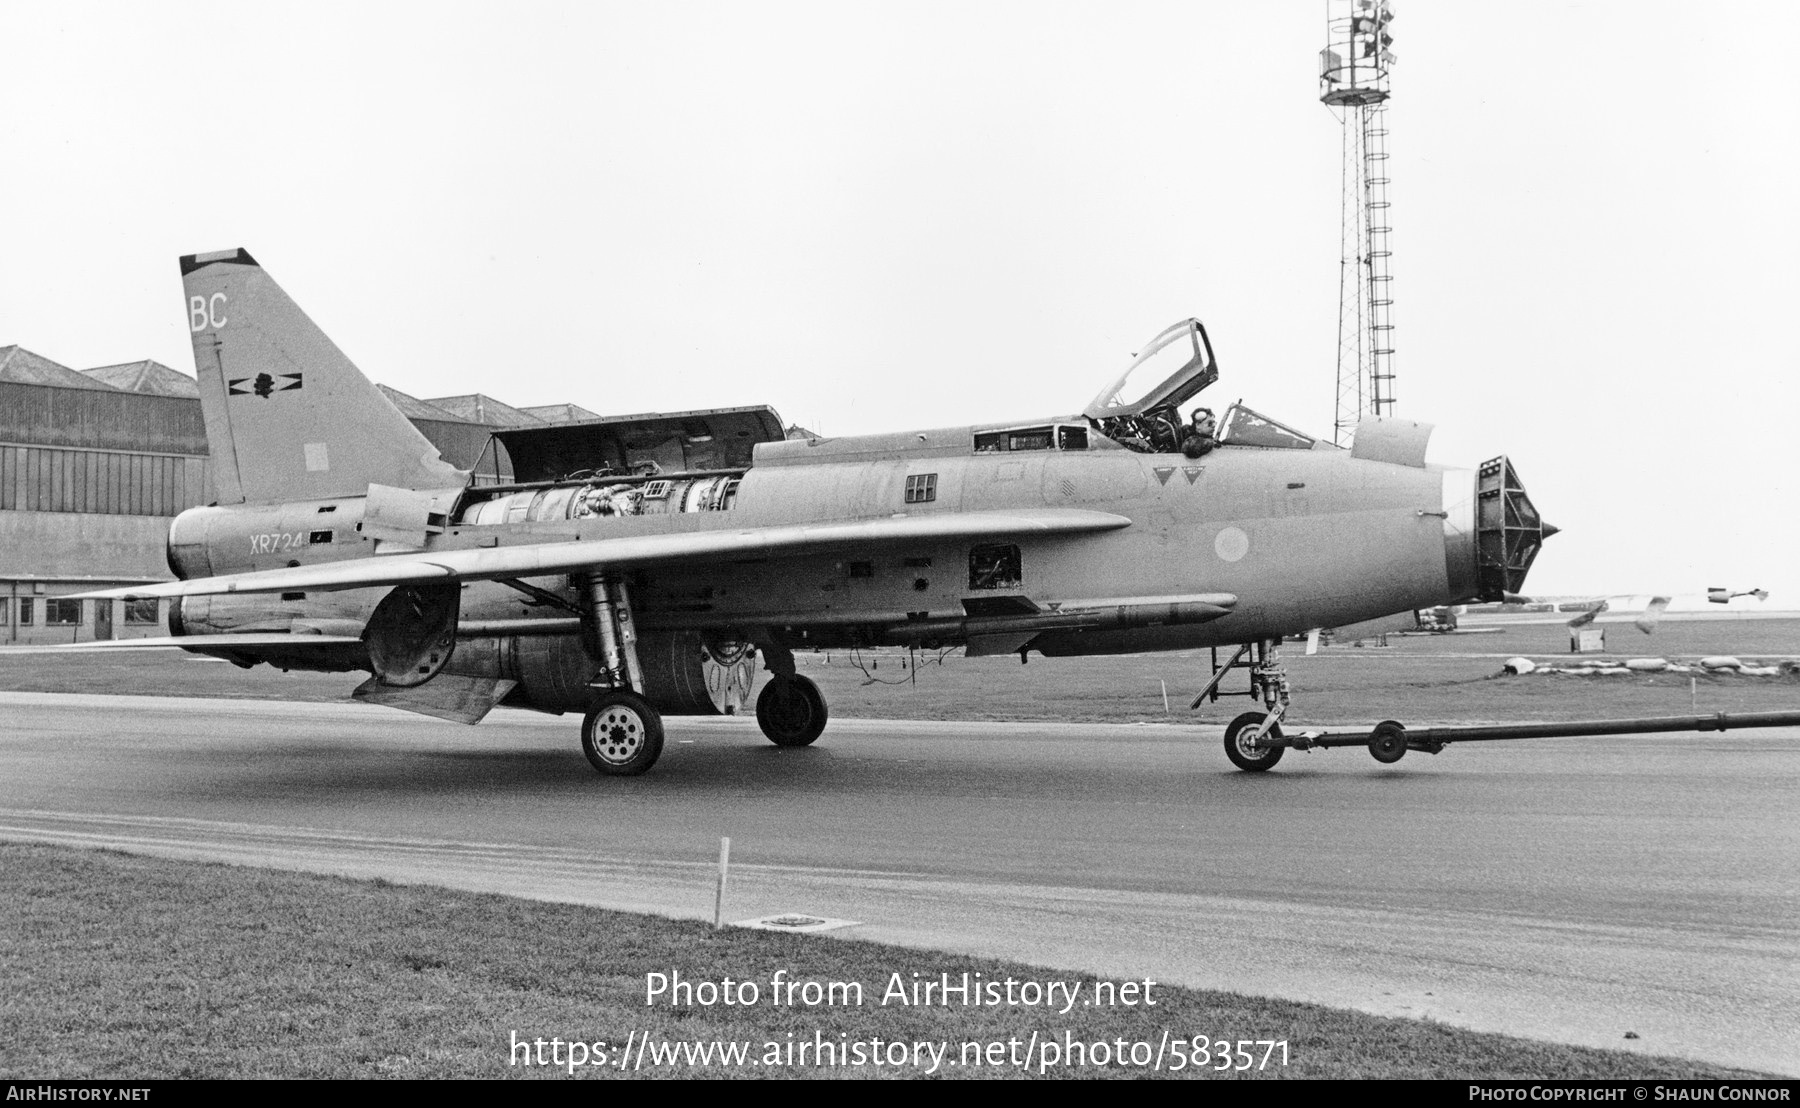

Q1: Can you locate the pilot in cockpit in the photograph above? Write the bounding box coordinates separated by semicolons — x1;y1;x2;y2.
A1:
1182;407;1218;458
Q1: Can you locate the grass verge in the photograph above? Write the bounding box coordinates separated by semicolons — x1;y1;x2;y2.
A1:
0;843;1770;1080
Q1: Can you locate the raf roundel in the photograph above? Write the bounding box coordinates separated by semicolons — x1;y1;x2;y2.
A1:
1213;526;1250;563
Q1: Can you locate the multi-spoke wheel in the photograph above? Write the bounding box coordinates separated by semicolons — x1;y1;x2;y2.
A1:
580;691;664;776
755;675;828;747
1223;710;1284;772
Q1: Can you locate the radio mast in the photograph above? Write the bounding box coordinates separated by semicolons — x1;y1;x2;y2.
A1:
1321;0;1397;446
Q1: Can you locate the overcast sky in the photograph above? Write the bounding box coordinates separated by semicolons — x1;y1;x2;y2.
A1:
3;2;1795;604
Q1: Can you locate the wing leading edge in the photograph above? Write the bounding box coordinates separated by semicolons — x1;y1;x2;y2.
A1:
72;508;1134;601
0;633;363;654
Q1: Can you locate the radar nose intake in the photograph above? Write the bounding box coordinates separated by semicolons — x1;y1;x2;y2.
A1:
1475;456;1553;601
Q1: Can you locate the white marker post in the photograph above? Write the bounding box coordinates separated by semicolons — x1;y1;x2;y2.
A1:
715;837;731;929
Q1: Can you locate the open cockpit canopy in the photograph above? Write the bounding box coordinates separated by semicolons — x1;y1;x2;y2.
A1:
1083;319;1218;420
1082;320;1330;455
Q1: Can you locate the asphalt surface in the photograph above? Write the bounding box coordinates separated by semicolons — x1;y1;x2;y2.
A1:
2;690;1796;1075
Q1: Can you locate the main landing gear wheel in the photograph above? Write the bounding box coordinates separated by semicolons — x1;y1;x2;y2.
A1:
581;691;664;776
756;674;828;747
1224;711;1284;772
1368;719;1408;764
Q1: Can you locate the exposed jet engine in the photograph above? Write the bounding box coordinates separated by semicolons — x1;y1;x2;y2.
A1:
458;475;741;525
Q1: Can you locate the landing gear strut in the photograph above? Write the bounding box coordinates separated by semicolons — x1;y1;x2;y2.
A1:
1198;639;1299;773
755;644;830;748
578;573;666;776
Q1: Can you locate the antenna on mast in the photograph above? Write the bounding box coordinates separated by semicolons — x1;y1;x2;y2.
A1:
1321;0;1397;447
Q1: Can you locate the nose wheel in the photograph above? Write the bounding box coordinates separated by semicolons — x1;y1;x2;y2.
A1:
1223;710;1285;772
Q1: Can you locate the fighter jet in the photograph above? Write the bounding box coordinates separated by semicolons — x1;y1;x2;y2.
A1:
76;248;1554;775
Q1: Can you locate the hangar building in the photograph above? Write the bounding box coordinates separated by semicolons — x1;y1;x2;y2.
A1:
0;345;556;645
2;345;798;646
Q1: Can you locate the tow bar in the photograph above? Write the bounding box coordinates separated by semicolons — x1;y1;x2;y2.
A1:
1259;710;1800;765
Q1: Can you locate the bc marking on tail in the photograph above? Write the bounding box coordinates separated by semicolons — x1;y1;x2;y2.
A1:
182;248;466;504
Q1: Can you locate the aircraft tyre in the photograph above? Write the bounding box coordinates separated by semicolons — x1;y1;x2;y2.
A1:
1368;720;1408;764
756;675;828;747
581;691;665;776
1223;711;1284;772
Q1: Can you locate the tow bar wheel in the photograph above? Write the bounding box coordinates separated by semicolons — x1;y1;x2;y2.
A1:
1368;720;1408;764
1224;711;1284;772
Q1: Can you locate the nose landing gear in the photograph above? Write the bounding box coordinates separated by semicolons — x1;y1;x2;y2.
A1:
1197;641;1447;771
1198;639;1301;772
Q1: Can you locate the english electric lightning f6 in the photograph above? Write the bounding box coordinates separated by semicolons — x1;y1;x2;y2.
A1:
79;249;1554;775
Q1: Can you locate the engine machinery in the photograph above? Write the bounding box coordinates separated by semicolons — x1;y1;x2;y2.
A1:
165;409;780;719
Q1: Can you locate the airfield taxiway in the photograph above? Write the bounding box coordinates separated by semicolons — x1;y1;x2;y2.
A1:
2;690;1796;1075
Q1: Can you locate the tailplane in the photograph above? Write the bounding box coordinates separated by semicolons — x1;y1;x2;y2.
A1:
182;248;467;504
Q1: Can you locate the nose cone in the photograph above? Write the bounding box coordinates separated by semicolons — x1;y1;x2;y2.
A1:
1474;457;1553;602
1541;521;1561;541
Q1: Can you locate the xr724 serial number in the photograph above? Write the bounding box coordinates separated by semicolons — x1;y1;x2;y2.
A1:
249;531;309;554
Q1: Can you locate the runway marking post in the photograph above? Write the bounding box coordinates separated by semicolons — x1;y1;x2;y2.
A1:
715;836;730;929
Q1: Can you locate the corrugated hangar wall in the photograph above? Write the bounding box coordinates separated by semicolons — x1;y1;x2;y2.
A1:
0;384;211;518
0;379;496;645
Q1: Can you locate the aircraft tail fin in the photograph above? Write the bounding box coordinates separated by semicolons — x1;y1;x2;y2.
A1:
181;248;467;504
